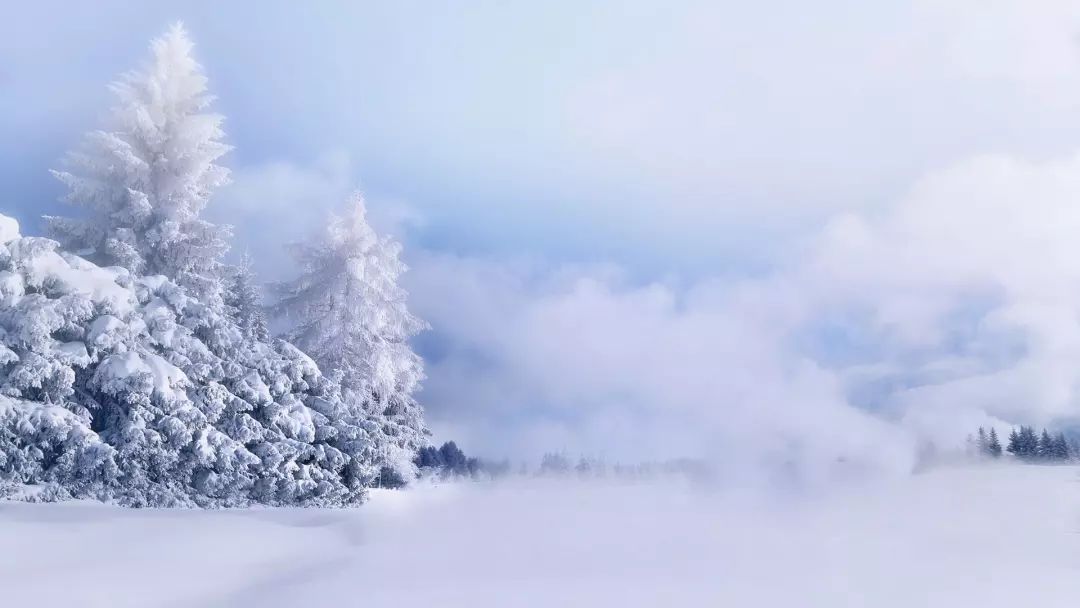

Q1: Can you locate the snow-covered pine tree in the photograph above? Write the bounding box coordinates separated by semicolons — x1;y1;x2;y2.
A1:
224;253;269;342
2;23;391;505
272;194;429;485
45;23;232;309
0;211;380;506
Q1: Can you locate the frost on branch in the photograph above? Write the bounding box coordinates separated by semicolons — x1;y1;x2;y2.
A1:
4;22;433;504
273;194;429;486
45;23;232;311
0;215;375;506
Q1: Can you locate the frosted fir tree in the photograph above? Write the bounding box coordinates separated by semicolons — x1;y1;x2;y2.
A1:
0;211;378;506
45;23;232;308
273;194;429;485
224;254;269;342
1;23;389;506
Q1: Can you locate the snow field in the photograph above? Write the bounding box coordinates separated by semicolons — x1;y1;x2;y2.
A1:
4;465;1080;607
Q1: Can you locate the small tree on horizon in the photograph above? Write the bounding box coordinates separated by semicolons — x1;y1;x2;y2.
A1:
1038;429;1055;461
987;428;1002;458
1007;428;1021;458
1052;432;1071;461
976;427;989;456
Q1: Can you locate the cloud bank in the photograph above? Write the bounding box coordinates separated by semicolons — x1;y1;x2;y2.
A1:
409;150;1080;482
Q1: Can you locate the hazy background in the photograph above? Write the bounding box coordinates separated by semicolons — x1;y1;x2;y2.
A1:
5;1;1080;473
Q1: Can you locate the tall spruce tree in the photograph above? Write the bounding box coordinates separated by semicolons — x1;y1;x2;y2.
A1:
1053;432;1071;461
1038;429;1055;461
1006;426;1043;461
273;194;429;484
45;23;232;309
1022;426;1037;459
224;253;269;342
987;428;1002;458
1007;428;1021;458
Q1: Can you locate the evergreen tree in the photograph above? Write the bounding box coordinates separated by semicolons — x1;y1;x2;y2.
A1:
540;453;571;475
1006;426;1044;462
415;441;500;479
987;428;1002;458
1022;426;1039;460
1007;426;1035;460
224;253;269;342
45;23;232;309
1052;432;1071;461
0;212;383;506
272;194;429;484
1038;429;1055;461
1007;428;1021;458
976;427;988;455
0;25;389;506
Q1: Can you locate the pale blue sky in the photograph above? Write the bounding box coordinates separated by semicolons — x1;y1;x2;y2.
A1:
9;1;1079;275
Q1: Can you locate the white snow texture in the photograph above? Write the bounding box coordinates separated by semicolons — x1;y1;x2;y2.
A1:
3;465;1079;608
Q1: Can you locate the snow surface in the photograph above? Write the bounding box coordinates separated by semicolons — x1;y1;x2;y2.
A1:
27;249;133;314
4;465;1080;607
96;351;188;400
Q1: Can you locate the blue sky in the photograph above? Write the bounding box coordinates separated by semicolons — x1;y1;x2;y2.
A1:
7;1;1080;466
13;1;1075;273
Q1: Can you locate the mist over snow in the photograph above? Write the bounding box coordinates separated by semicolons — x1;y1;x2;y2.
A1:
7;467;1080;607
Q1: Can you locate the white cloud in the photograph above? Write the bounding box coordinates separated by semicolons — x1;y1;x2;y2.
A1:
14;1;1080;273
407;252;915;483
406;147;1080;483
804;152;1080;429
557;0;1080;249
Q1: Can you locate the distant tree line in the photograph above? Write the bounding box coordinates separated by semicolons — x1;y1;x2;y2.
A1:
538;453;712;480
414;441;511;480
415;443;711;482
968;426;1076;463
